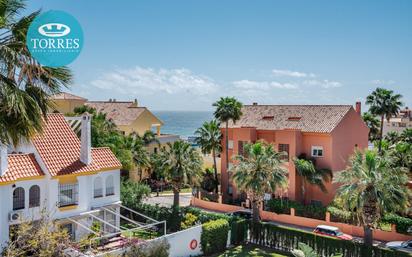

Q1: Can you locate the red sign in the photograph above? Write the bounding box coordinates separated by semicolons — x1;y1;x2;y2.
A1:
189;239;198;250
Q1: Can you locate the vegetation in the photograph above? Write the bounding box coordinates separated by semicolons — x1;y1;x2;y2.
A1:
231;142;288;222
158;140;203;207
292;242;342;257
201;219;230;255
211;245;287;257
362;112;381;142
266;198;326;220
120;179;151;209
366;87;403;152
181;212;199;229
2;211;70;257
333;150;410;246
213;97;243;171
122;238;170;257
0;0;73;145
195;120;222;193
293;157;332;203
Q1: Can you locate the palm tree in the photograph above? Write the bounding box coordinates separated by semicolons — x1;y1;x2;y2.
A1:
213;97;243;171
231;142;288;222
0;0;72;145
400;128;412;144
333;150;410;246
134;130;160;146
159;140;203;207
362;112;380;142
384;131;400;145
123;135;150;181
366;88;403;152
195;120;222;193
293;157;332;204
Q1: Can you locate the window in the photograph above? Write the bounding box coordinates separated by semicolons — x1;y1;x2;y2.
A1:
228;140;234;150
94;177;103;198
61;223;75;240
399;123;407;127
311;146;324;157
29;185;40;208
278;144;290;161
13;187;25;210
238;141;245;156
105;175;115;196
58;183;78;207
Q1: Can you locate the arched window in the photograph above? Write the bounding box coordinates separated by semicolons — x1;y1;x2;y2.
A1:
13;187;25;210
94;177;103;198
29;185;40;208
105;175;114;196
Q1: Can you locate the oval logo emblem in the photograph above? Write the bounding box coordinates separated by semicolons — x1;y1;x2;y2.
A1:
38;23;71;37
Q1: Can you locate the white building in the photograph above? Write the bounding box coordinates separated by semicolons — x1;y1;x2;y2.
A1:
382;107;412;135
0;113;123;247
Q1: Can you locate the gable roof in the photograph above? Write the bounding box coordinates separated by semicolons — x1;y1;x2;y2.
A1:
32;114;121;177
227;105;353;133
0;154;44;183
85;101;163;126
52;92;88;101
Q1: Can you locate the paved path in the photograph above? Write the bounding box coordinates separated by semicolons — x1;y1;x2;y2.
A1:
143;193;192;207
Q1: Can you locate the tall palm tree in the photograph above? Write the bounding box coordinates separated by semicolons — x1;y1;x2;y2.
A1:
0;0;72;145
362;112;380;142
333;150;410;246
159;140;203;207
366;88;403;152
213;97;243;172
123;135;150;180
293;158;332;204
231;142;288;222
195;120;222;193
133;130;160;146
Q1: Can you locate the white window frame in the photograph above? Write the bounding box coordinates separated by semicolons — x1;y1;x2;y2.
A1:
105;175;115;196
94;177;103;198
228;140;234;150
311;146;324;157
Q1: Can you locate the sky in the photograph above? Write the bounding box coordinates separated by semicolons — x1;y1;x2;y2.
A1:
27;0;412;111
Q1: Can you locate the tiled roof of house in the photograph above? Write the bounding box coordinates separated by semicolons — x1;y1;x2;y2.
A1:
32;113;121;177
0;154;44;183
85;101;150;126
51;92;88;101
227;105;353;133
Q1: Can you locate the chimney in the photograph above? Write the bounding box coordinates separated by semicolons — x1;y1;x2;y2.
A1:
0;144;7;176
133;99;138;107
355;101;361;115
80;113;92;165
253;102;258;106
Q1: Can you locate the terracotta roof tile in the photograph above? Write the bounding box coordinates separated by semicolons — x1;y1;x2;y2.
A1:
85;101;148;126
52;92;87;101
92;147;122;170
0;154;44;183
32;114;120;177
228;105;353;133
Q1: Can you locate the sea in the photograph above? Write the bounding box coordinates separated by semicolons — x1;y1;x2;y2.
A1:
153;111;213;139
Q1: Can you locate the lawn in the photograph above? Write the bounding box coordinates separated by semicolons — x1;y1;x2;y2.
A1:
210;245;288;257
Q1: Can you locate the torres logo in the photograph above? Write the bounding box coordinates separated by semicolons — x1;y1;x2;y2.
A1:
27;10;84;67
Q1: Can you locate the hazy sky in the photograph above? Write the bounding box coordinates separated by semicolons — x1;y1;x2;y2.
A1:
27;0;411;111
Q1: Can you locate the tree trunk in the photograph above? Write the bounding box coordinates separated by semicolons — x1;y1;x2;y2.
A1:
363;225;373;246
212;148;219;194
173;187;180;207
301;178;306;204
378;115;384;153
252;200;260;223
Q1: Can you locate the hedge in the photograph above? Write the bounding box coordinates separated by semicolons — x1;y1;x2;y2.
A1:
266;198;326;220
382;213;412;234
230;219;248;245
248;222;411;257
200;219;229;255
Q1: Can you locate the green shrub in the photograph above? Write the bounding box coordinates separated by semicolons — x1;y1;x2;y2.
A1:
327;206;356;224
382;213;412;234
201;219;229;255
181;213;198;229
120;180;151;209
230;219;248;245
266;198;326;220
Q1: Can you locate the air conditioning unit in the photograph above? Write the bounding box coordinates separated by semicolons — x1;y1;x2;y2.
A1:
9;211;23;222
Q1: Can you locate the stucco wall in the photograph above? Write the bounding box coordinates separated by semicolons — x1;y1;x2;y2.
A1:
51;99;87;114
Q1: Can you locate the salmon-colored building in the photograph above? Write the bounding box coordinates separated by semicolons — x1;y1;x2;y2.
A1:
221;102;369;205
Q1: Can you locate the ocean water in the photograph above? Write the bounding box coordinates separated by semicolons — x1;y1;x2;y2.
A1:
153;111;213;138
